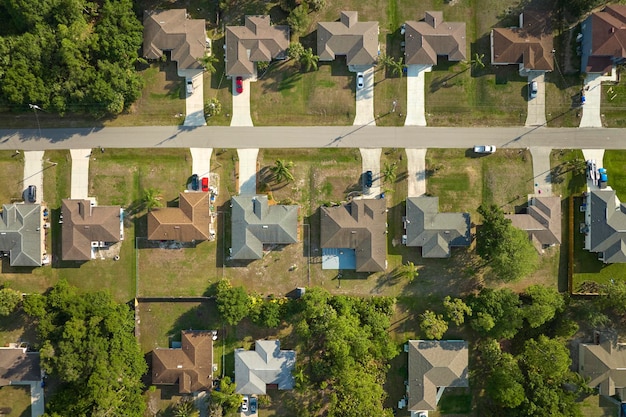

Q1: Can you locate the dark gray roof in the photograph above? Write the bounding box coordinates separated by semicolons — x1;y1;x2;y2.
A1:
0;204;42;267
234;340;295;395
408;340;469;411
225;15;290;76
506;195;562;248
405;197;471;258
588;190;626;263
230;195;298;260
405;11;466;66
317;11;379;66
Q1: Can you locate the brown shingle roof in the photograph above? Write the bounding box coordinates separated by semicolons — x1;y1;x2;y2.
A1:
147;192;211;242
506;195;561;250
0;348;40;386
320;199;387;272
491;11;554;71
317;11;379;66
225;15;290;76
143;9;206;70
405;11;466;65
61;199;122;261
586;5;626;72
152;330;214;394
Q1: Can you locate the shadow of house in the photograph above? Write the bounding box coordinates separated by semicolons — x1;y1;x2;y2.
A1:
0;203;42;267
490;11;554;73
225;15;290;77
143;9;207;71
579;330;626;400
404;11;467;66
229;195;298;260
506;195;561;253
406;340;469;412
147;192;211;242
152;330;216;394
234;340;295;395
60;199;123;261
317;11;379;70
404;196;471;258
581;5;626;74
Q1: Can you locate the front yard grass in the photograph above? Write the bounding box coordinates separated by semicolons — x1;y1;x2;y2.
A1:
601;75;626;128
0;151;24;204
0;386;31;417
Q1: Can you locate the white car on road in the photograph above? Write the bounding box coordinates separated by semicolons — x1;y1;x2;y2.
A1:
473;145;496;154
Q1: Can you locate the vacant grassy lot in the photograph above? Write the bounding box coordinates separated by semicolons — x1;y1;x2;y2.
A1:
0;386;31;417
0;151;24;204
601;76;626;128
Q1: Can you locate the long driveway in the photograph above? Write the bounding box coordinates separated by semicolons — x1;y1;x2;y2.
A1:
5;126;626;150
231;78;253;127
180;69;206;127
353;67;376;126
580;70;617;128
69;149;91;199
405;149;427;197
359;148;381;197
525;71;546;127
237;149;258;194
23;151;44;203
405;65;430;126
529;147;552;196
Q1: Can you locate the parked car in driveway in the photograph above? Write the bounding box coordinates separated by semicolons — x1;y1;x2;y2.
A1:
201;177;209;192
190;174;199;191
186;80;194;95
236;76;243;93
27;185;36;203
473;145;496;154
529;81;538;99
241;396;249;412
357;72;364;89
250;397;257;413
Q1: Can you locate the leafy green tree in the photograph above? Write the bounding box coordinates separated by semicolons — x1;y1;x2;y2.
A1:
382;162;397;184
270;159;295;183
486;353;525;408
522;285;565;328
174;396;199;417
209;376;242;415
205;97;222;117
420;310;448;340
287;4;310;37
299;47;319;72
468;288;523;340
214;279;249;325
142;187;163;211
388;56;405;78
0;288;22;316
288;42;305;61
443;296;472;326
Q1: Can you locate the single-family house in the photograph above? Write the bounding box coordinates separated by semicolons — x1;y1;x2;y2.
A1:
506;195;561;251
490;11;554;72
404;11;467;66
581;5;626;74
143;9;207;71
404;196;471;258
585;189;626;263
407;340;469;412
0;203;42;267
320;199;387;272
579;331;626;399
234;340;295;395
0;346;41;386
147;192;211;242
317;11;379;67
152;330;215;394
61;199;123;261
225;15;290;77
230;195;298;260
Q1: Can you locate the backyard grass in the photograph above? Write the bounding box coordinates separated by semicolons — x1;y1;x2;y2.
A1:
0;151;24;204
0;386;31;417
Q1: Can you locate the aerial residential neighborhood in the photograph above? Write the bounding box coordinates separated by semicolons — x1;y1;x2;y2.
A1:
3;0;626;416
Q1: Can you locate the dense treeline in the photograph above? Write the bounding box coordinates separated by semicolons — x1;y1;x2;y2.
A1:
0;0;144;117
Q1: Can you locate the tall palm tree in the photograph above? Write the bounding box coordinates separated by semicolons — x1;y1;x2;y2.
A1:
271;159;295;183
300;48;319;72
389;57;406;78
198;53;218;74
143;187;163;212
382;162;398;184
398;261;419;283
174;396;199;417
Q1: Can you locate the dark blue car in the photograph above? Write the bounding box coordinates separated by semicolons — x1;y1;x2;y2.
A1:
250;397;257;413
190;174;199;191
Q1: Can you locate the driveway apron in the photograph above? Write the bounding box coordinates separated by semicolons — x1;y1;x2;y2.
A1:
237;149;259;195
405;65;431;126
190;148;213;178
405;149;427;197
70;149;91;200
580;70;617;128
359;148;381;197
180;69;206;127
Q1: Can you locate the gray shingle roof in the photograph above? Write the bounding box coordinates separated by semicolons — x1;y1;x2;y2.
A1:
408;340;469;412
579;332;626;397
317;11;379;66
143;9;206;70
230;195;298;260
225;15;290;76
234;340;295;395
506;195;562;249
0;204;42;267
405;11;466;66
405;197;471;258
588;190;626;263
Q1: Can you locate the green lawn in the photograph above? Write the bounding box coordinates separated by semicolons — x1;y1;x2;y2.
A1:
0;386;31;417
0;151;24;204
601;75;626;128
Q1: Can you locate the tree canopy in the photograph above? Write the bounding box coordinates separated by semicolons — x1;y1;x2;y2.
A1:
0;0;144;117
468;288;523;340
213;279;250;325
23;279;146;416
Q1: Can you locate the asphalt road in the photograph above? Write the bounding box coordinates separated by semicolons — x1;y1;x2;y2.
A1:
0;126;623;150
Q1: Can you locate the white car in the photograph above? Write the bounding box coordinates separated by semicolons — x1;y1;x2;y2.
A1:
529;81;538;99
400;23;406;35
186;80;194;95
473;145;496;154
357;72;364;89
241;396;249;412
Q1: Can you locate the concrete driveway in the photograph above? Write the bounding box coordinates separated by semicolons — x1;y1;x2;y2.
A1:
190;148;212;178
237;149;258;194
525;71;546;127
70;149;91;199
360;148;381;197
582;149;605;190
405;65;431;126
180;69;206;127
580;70;617;128
23;151;44;203
231;77;254;127
405;149;427;196
353;66;375;126
529;147;552;196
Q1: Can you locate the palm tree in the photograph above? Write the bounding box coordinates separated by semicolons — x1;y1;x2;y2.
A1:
397;261;419;283
271;159;295;183
470;53;485;70
300;48;319;72
142;187;163;212
382;162;398;184
174;396;199;417
377;53;393;72
389;57;406;78
198;53;218;74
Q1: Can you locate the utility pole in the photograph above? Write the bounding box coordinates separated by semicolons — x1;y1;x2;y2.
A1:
29;104;42;139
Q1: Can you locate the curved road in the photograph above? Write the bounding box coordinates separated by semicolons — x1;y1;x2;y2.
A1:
0;126;623;150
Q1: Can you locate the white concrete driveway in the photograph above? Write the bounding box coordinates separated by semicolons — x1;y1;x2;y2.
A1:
525;71;546;127
353;66;375;126
69;149;91;199
237;149;258;194
231;77;254;127
406;149;427;196
582;149;605;190
180;69;206;127
359;148;381;197
405;65;431;126
580;70;617;128
23;151;44;203
190;148;212;178
529;147;553;196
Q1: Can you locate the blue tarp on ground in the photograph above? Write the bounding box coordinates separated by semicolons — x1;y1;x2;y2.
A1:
322;248;356;270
